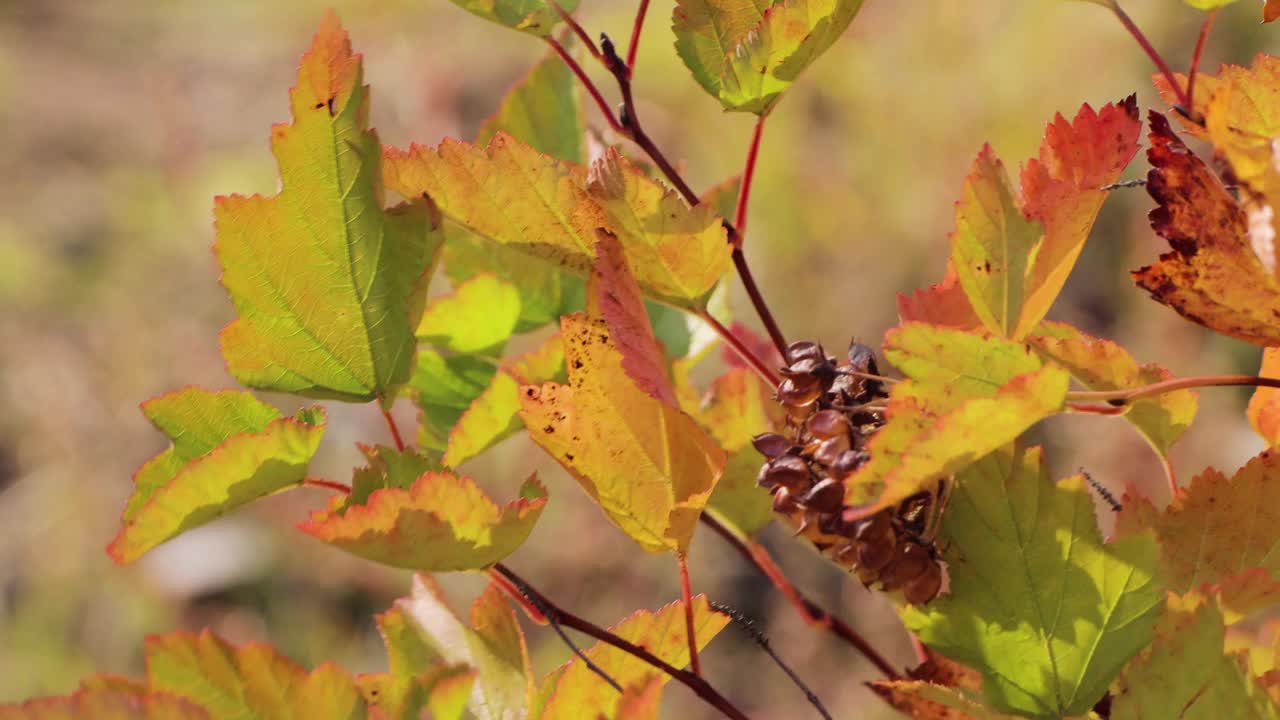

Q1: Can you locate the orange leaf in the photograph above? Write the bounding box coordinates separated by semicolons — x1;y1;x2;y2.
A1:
1250;348;1280;446
0;688;209;720
1133;112;1280;346
897;264;982;330
1268;0;1280;22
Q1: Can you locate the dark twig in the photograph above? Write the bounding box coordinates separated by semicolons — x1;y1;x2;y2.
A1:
493;563;752;720
1067;374;1280;406
1100;178;1147;190
700;514;902;680
1081;469;1123;512
710;601;833;720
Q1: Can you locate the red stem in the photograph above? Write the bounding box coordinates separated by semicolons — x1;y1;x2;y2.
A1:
626;0;651;73
677;553;703;677
493;564;751;720
1065;402;1129;416
1066;374;1280;405
546;37;624;134
549;1;603;61
699;514;902;680
303;478;352;494
1161;454;1179;498
380;406;407;451
701;311;781;387
733;115;767;248
1108;3;1190;110
1186;8;1218;116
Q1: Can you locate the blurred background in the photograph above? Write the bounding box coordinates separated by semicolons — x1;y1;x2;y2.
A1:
0;1;1275;716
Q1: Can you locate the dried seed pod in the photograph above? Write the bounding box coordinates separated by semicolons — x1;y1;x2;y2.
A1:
781;357;824;379
831;449;870;476
903;561;943;604
777;378;823;407
854;509;894;543
752;432;792;459
813;435;851;467
802;478;844;514
763;455;810;490
855;537;895;572
806;409;850;439
786;341;824;364
772;487;800;514
847;342;879;374
880;542;932;590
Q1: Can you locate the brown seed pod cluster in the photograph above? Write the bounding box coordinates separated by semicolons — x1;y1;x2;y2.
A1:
753;340;946;605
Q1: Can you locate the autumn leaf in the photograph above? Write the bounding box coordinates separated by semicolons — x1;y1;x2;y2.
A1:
1133;111;1280;346
536;596;729;719
397;576;533;720
215;13;442;402
108;388;325;564
612;677;664;720
1268;0;1280;22
1117;449;1280;622
868;647;990;720
0;687;210;720
145;630;364;720
1249;349;1280;445
412;350;499;452
520;233;726;554
672;0;776;100
901;445;1164;717
896;264;982;330
1111;593;1280;719
844;324;1069;509
1183;0;1240;8
358;607;478;720
1029;320;1198;455
383;136;731;311
345;444;441;509
299;471;547;571
718;0;867;115
417;273;521;355
937;98;1140;340
447;0;579;37
698;366;783;538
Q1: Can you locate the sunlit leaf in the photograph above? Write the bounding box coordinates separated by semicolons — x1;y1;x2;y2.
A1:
145;630;364;720
902;445;1164;717
443;334;565;468
845;324;1070;509
444;230;583;333
383;136;731;310
418;274;520;356
868;648;989;720
1268;0;1280;22
215;13;442;402
1250;349;1280;446
477;46;583;164
300;471;546;571
1111;593;1280;719
719;0;867;115
447;0;579;37
519;234;726;553
612;677;664;720
397;576;532;720
1183;0;1239;10
699;367;782;538
346;444;442;509
412;350;498;452
896;265;982;330
1133;112;1280;346
1029;320;1198;455
0;687;210;720
537;596;728;719
1117;449;1280;622
108;388;325;564
672;0;776;99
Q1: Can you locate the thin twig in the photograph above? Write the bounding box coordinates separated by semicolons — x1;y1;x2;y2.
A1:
699;514;902;680
488;568;621;692
493;563;752;720
1100;178;1147;190
700;311;781;387
709;601;833;720
677;553;703;677
1186;8;1219;116
1107;2;1190;110
734;115;767;248
1065;401;1130;416
1066;374;1280;406
732;248;790;361
545;37;623;134
303;478;352;494
626;0;651;72
380;405;407;451
549;1;602;61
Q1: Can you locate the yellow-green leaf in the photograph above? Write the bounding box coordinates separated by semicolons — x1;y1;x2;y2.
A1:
519;234;726;554
536;596;729;719
418;273;521;355
698;367;783;538
1030;320;1198;455
383;135;731;310
0;687;210;720
477;46;583;164
447;0;579;38
672;0;777;100
299;472;546;571
109;388;325;564
718;0;866;114
346;444;442;509
215;13;442;402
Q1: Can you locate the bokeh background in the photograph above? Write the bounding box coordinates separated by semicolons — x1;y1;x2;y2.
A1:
0;1;1276;716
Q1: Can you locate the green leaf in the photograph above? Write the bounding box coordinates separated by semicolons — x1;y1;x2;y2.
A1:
902;445;1164;717
418;273;521;355
1184;0;1238;8
411;350;498;452
718;0;867;115
145;630;364;720
109;388;325;564
536;595;729;719
845;324;1069;509
1112;593;1279;720
214;13;443;402
1029;320;1198;456
699;367;782;538
346;444;442;508
447;0;580;37
672;0;777;99
383;137;732;311
299;472;547;571
477;46;583;164
359;607;477;720
444;229;583;332
397;576;533;720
